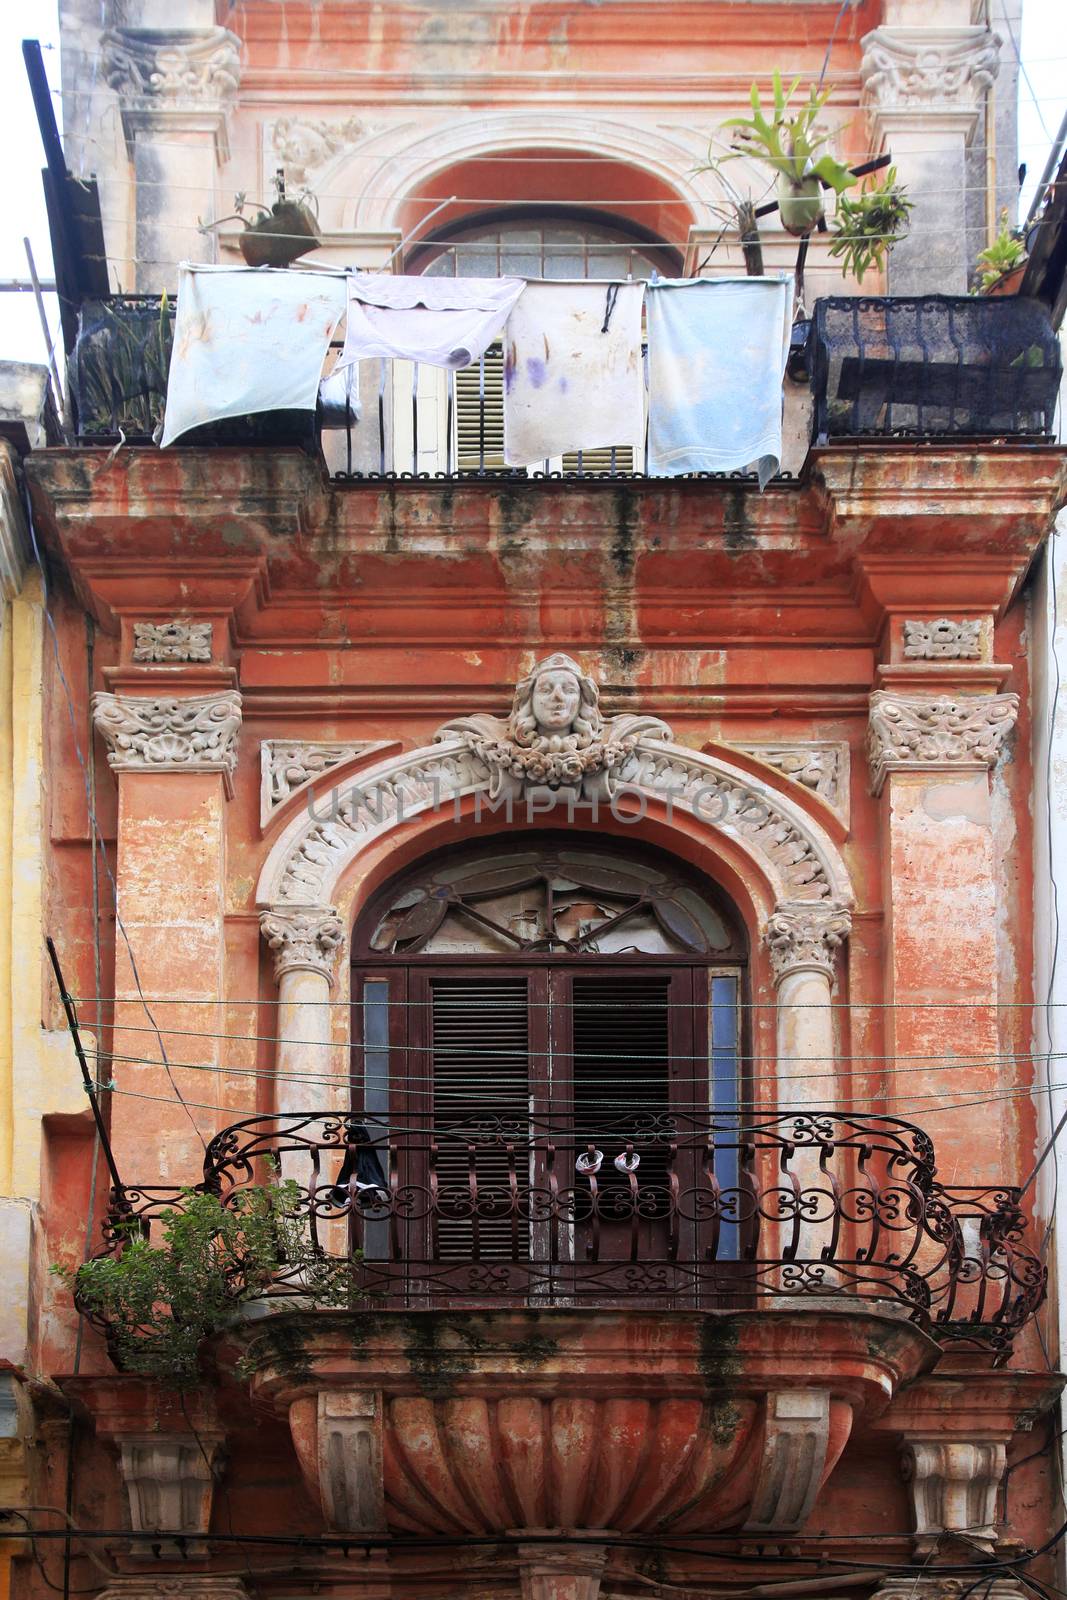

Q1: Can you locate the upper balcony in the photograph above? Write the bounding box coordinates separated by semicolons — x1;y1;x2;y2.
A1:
66;289;1063;484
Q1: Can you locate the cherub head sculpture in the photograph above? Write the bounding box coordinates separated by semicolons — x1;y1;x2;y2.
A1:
508;653;604;753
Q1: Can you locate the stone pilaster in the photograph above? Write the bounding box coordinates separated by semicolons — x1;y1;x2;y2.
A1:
861;24;1001;292
101;26;241;290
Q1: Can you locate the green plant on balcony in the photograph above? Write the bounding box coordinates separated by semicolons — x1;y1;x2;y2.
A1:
975;209;1027;292
696;76;910;286
56;1177;363;1386
828;167;913;283
74;291;173;439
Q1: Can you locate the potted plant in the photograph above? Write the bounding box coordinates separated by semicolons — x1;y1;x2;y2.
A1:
56;1177;363;1385
202;169;321;270
715;72;853;236
975;209;1027;295
828;167;913;283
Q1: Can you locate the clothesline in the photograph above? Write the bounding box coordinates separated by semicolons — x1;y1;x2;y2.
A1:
161;263;795;486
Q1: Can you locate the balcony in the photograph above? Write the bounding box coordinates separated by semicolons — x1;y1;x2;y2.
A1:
67;291;1062;477
96;1110;1043;1358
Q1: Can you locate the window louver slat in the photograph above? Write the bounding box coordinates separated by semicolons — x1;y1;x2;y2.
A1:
572;977;671;1202
431;978;530;1260
455;348;506;469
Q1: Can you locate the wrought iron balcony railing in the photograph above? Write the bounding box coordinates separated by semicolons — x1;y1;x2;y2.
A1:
97;1111;1044;1358
67;292;1062;469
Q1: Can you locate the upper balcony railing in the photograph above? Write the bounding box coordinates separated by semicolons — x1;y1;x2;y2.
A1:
68;292;1062;478
95;1110;1044;1359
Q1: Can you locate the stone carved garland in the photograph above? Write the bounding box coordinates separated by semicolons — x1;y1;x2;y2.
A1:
132;621;214;664
92;691;242;792
867;690;1019;795
260;908;346;985
902;619;982;661
271;116;364;186
765;902;853;986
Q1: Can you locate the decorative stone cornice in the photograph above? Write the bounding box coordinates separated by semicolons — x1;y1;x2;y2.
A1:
101;26;241;155
903;619;982;661
260;908;346;986
867;690;1018;795
861;25;1000;116
271;116;364;187
902;1438;1005;1555
132;621;214;664
765;901;852;987
94;1581;250;1600
92;690;242;796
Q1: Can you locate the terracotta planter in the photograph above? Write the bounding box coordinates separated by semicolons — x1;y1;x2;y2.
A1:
238;199;320;268
982;261;1027;297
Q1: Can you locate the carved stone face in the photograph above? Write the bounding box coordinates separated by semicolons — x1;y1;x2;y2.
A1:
532;669;581;734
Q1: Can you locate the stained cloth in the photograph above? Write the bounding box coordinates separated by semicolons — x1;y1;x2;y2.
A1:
502;280;646;467
645;275;794;488
338;274;525;371
160;263;346;447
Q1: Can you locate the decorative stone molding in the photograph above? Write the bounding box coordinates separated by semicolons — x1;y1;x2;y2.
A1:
438;652;672;799
101;25;241;158
902;1438;1005;1555
743;1390;834;1533
93;690;242;797
288;1390;386;1533
516;1539;609;1600
903;619;982;660
256;658;853;914
765;902;853;987
861;26;1000;112
132;621;214;664
870;1582;1027;1600
260;908;345;986
867;691;1018;795
94;1582;250;1600
735;741;848;814
260;739;394;828
116;1434;225;1559
102;27;241;108
271;116;364;186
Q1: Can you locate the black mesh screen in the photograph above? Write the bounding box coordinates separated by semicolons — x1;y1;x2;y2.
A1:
810;295;1061;442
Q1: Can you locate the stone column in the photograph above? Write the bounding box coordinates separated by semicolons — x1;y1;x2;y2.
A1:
101;26;241;292
259;907;345;1121
861;22;1001;292
92;688;241;1185
764;902;851;1275
766;901;852;1108
867;687;1018;1179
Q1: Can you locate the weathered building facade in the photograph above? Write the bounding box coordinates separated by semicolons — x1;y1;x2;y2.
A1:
3;4;1067;1600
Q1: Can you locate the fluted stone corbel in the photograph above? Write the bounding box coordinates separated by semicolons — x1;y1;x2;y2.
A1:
116;1433;225;1560
92;690;242;798
743;1389;834;1533
765;901;852;987
260;907;346;987
866;690;1018;796
902;1438;1005;1556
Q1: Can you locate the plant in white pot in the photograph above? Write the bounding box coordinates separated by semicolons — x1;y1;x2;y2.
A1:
717;72;853;236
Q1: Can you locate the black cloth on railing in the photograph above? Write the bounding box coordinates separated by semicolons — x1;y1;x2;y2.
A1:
328;1123;389;1206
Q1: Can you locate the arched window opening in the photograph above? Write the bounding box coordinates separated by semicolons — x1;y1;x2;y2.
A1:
351;838;748;1281
407;205;682;281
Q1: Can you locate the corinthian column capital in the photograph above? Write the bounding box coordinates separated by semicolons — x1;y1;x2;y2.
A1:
260;908;346;987
92;690;242;797
866;690;1018;795
765;901;852;987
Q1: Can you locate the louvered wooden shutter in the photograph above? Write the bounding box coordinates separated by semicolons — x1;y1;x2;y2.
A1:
430;977;530;1259
571;976;671;1202
455;346;506;469
561;445;635;474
